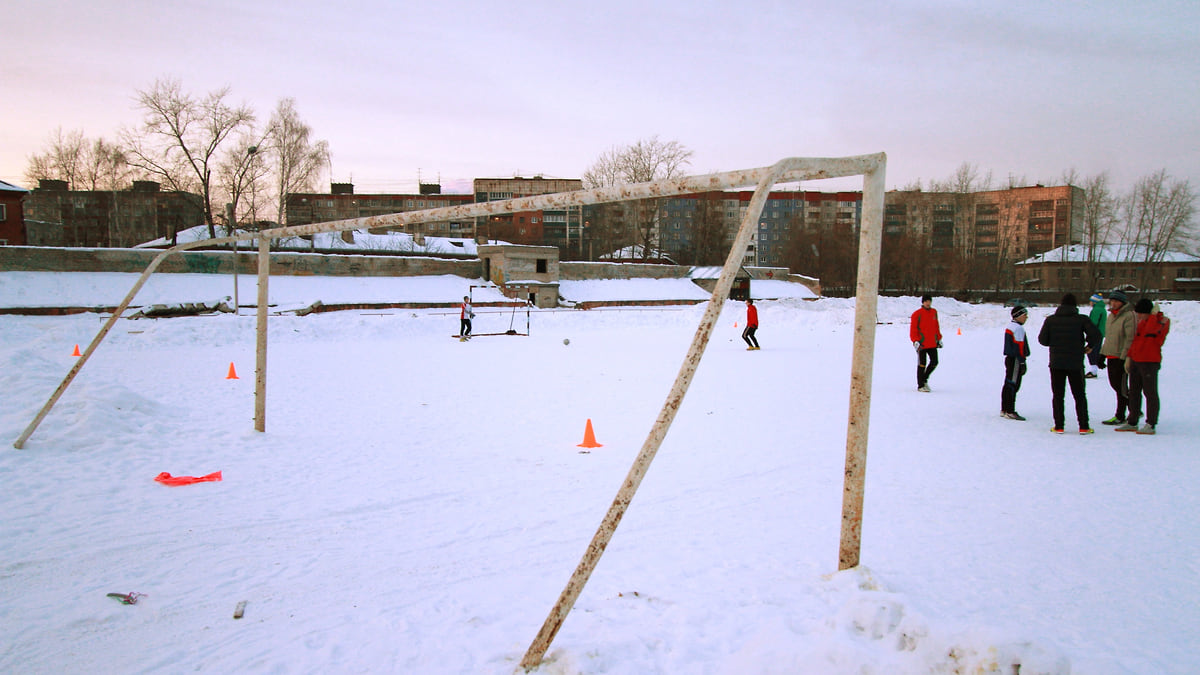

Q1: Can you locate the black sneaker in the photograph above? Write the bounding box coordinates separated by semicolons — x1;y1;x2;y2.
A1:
1101;416;1125;426
1002;411;1026;421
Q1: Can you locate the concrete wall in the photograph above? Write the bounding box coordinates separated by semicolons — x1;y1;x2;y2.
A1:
0;246;481;278
560;261;690;280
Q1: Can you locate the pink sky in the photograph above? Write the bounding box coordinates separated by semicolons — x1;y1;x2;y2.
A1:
3;0;1197;194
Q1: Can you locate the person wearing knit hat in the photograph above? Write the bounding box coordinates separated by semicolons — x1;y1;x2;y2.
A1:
1038;293;1102;433
1001;306;1031;420
1086;293;1107;378
1117;298;1171;434
1098;289;1136;424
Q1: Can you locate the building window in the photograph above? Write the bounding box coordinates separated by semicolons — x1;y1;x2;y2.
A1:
536;259;547;273
0;204;6;220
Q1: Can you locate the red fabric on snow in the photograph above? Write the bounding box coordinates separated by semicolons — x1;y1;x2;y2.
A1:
155;471;222;486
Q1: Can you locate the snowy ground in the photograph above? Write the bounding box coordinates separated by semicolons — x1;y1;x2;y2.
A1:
1;273;1198;674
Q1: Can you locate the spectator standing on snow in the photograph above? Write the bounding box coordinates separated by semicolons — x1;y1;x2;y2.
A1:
1001;305;1031;421
910;294;942;392
742;299;760;350
1116;298;1171;435
1085;292;1107;378
459;296;474;340
1038;293;1102;434
1099;290;1136;425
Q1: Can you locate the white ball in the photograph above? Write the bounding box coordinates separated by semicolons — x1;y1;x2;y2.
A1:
563;338;570;346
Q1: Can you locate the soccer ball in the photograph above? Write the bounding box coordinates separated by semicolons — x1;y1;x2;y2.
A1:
563;338;570;346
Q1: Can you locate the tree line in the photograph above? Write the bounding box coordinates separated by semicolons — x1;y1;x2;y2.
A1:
24;78;329;239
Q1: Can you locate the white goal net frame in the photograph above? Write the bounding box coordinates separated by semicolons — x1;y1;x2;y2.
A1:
13;153;887;670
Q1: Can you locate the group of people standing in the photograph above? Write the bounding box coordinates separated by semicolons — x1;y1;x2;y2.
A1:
912;292;1171;435
996;290;1170;434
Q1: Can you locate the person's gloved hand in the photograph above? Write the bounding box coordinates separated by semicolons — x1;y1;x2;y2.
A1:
1098;358;1107;370
913;341;921;353
937;340;944;348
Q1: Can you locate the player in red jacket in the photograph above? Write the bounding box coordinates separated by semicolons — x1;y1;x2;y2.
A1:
742;299;760;350
1118;298;1171;434
910;294;943;392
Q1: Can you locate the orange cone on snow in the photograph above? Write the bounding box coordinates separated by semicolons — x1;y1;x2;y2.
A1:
577;419;603;448
957;327;962;336
225;362;239;380
734;322;738;327
72;344;81;357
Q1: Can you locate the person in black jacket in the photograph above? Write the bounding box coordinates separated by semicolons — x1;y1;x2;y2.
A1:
1037;293;1103;434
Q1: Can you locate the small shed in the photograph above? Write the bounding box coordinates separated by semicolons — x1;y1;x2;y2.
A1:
477;244;560;308
690;266;751;300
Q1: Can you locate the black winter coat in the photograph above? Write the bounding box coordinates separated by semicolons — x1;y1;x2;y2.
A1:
1037;304;1102;370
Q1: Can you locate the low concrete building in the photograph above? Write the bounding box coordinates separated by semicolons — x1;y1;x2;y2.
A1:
477;244;560;308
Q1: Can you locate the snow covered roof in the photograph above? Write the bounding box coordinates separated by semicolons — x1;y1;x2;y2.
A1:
0;179;30;193
598;244;674;262
1017;243;1200;265
138;224;503;256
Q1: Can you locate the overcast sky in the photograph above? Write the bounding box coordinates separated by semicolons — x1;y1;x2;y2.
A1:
4;0;1197;195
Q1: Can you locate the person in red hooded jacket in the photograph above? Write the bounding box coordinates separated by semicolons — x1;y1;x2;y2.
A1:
742;298;760;350
1116;298;1171;435
910;294;942;392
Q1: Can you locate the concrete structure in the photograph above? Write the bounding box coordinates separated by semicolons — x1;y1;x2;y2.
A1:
0;179;30;245
285;184;473;237
23;180;205;248
477;244;560;308
1016;243;1200;295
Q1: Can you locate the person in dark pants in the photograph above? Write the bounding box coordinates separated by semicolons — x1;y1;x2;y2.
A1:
1098;289;1136;425
910;294;942;392
742;299;760;350
1001;305;1031;420
459;296;474;340
1037;293;1103;434
1116;298;1171;434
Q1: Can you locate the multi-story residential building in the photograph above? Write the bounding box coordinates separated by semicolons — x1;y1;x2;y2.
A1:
0;179;30;245
473;176;584;254
23;180;205;248
656;190;863;267
285;183;473;237
884;185;1083;264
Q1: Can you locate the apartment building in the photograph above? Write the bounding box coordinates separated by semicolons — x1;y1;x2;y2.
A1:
285;183;473;237
23;180;204;248
473;176;584;253
0;179;29;245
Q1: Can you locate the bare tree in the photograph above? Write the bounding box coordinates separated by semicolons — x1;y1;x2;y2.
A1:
928;161;992;193
216;132;271;233
582;136;693;258
123;78;254;238
1119;169;1196;290
266;98;330;226
79;138;132;191
24;127;86;187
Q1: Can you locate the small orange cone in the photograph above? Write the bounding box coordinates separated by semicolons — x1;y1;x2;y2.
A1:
225;362;239;380
577;418;602;448
72;344;81;357
734;322;738;327
957;327;962;336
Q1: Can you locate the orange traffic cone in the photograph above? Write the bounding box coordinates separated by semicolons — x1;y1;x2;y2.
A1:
225;362;239;380
578;419;602;448
734;322;738;328
957;327;962;336
72;344;81;357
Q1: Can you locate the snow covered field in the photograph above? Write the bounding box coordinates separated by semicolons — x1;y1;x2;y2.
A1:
1;273;1197;674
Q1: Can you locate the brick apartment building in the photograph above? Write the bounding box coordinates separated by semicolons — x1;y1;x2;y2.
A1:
23;180;205;248
473;176;584;254
285;182;473;237
0;179;30;245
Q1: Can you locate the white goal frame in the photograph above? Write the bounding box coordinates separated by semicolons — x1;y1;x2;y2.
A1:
12;153;887;670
